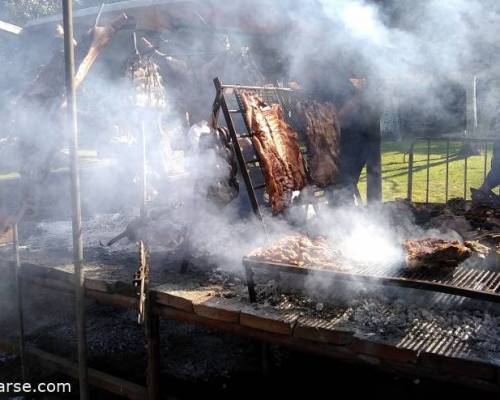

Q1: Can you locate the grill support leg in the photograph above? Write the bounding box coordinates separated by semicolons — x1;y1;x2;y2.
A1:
180;227;191;274
145;296;160;400
261;343;271;375
245;265;257;303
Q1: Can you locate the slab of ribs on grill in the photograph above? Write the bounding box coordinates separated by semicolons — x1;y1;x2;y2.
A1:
239;91;306;214
248;235;473;273
294;100;341;187
403;238;472;271
247;234;349;271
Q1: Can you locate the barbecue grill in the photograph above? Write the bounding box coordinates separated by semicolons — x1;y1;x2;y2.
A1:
211;77;295;221
211;77;330;225
243;257;500;304
212;78;500;306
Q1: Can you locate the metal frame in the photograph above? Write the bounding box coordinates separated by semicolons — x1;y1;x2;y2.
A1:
407;137;498;203
243;257;500;304
211;77;295;223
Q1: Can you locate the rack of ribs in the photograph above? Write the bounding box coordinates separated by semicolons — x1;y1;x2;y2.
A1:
248;234;349;271
295;100;341;187
403;238;472;271
239;91;306;214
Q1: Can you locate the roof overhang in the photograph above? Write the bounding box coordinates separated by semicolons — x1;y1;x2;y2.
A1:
23;0;289;35
0;20;23;35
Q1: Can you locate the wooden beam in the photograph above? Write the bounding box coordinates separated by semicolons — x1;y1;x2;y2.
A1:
145;296;161;400
0;20;22;35
0;338;147;400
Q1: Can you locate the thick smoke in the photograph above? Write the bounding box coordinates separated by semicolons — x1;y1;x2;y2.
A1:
1;0;499;285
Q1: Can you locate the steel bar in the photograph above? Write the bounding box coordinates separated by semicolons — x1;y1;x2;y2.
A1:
62;1;88;398
426;139;431;204
245;265;257;303
483;141;488;181
221;83;293;92
407;143;414;201
407;137;496;203
214;78;263;220
445;139;450;202
12;224;26;382
464;140;468;200
243;258;500;304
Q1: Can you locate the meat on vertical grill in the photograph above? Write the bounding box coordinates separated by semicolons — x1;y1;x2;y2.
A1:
295;100;341;187
239;91;306;214
403;238;471;271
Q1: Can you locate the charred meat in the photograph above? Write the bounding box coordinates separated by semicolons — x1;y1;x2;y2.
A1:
239;91;306;214
295;100;341;187
404;238;471;271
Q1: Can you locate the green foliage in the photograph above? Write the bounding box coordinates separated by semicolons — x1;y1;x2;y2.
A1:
0;0;127;25
0;0;60;24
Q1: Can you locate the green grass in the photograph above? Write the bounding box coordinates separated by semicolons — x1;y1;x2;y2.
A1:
0;143;496;204
0;149;99;181
358;140;496;203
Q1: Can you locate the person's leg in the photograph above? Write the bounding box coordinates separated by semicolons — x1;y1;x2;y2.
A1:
332;127;367;205
481;139;500;192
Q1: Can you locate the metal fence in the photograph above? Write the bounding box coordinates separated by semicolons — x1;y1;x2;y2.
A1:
406;137;498;203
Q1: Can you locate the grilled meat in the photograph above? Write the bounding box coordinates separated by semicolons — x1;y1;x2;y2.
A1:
248;234;349;271
126;55;166;109
404;238;471;271
295;101;341;187
239;91;306;214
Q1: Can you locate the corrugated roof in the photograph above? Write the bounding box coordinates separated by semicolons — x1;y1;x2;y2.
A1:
24;0;199;28
23;0;289;34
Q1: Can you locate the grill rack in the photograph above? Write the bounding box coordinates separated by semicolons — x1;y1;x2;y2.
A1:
211;78;500;304
211;77;330;226
211;77;298;222
243;257;500;303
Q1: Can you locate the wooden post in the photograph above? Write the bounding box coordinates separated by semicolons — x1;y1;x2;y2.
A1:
12;224;26;382
145;293;160;400
62;1;89;398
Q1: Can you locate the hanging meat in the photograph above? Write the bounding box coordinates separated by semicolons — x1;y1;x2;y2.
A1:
125;54;167;109
198;127;239;206
239;91;306;214
403;238;472;271
295;100;341;187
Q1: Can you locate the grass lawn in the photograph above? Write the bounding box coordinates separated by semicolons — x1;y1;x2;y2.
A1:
0;142;497;204
358;139;497;203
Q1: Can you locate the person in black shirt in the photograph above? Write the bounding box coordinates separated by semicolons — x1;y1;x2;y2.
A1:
478;139;500;194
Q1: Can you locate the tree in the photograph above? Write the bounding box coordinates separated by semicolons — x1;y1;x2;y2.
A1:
0;0;126;25
0;0;60;24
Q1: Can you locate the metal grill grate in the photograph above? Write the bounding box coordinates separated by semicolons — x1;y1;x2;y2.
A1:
243;257;500;303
